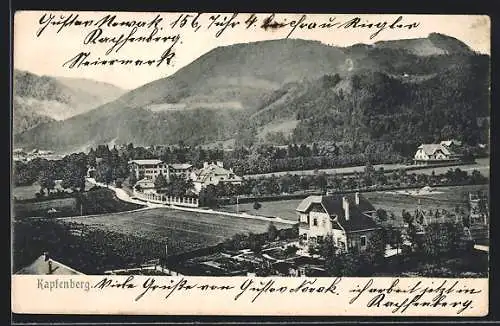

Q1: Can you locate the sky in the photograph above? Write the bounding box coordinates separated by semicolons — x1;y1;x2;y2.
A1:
14;12;490;90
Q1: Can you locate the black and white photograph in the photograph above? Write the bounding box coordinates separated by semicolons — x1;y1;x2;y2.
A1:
11;11;490;316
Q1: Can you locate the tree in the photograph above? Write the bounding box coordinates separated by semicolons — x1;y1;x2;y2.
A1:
421;222;464;262
154;173;168;190
247;233;264;253
376;208;388;222
315;173;328;193
199;185;217;208
402;209;413;225
319;237;343;276
308;243;320;256
128;171;138;187
284;245;299;257
267;222;278;241
362;230;386;267
38;169;56;195
61;157;86;192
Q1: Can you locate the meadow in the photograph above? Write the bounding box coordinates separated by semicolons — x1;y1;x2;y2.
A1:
12;180;95;200
219;184;489;223
243;158;490;179
62;208;292;255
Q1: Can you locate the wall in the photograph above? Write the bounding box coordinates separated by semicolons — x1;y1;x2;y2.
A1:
133;189;199;208
331;227;346;250
347;229;378;252
307;211;332;239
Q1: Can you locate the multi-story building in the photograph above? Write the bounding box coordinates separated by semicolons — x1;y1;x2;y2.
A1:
169;163;194;179
190;161;242;194
129;159;169;181
296;193;380;252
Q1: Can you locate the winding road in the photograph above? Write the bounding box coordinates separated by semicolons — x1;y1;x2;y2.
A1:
85;178;296;225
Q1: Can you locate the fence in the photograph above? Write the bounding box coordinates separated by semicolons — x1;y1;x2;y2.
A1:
104;265;184;276
133;189;199;208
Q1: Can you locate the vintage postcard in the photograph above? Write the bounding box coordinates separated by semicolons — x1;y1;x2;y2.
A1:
11;11;490;316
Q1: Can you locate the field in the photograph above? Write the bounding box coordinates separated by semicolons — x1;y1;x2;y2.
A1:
220;199;302;221
244;162;409;178
244;158;490;178
12;183;43;200
13;188;143;218
220;184;490;223
12;180;95;200
410;158;490;176
14;197;78;218
62;208;292;255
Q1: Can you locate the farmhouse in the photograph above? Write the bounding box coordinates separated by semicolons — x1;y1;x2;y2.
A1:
296;193;380;252
190;161;242;194
129;159;169;181
413;143;462;165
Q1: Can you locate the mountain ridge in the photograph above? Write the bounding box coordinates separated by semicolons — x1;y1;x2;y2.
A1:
14;34;489;152
13;70;127;133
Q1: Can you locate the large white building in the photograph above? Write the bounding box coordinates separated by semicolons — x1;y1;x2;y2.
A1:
129;159;169;181
190;161;242;194
413;143;462;165
169;163;194;179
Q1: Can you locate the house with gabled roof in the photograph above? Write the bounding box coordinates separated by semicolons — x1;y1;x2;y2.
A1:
414;143;462;165
190;161;242;194
169;163;194;179
296;192;380;252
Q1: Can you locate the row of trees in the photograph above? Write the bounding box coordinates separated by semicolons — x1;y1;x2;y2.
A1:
198;166;487;203
150;173;195;197
14;153;88;196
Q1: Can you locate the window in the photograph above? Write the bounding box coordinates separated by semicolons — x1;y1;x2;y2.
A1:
313;218;318;226
360;236;367;247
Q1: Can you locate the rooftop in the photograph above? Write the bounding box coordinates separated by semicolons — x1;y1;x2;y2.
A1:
16;255;84;275
417;144;452;156
129;159;164;165
296;194;378;232
170;163;193;170
194;164;242;182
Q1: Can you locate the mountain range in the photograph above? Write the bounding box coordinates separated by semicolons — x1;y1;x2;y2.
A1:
13;70;126;133
13;33;490;153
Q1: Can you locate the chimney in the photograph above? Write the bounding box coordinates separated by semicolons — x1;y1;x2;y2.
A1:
355;192;360;205
342;196;350;220
216;161;224;168
48;261;53;274
203;162;209;169
44;252;53;274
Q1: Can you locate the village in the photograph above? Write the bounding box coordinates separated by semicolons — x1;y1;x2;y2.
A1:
13;139;489;277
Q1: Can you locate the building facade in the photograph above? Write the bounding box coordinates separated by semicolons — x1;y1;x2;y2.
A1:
296;193;380;252
190;161;242;193
169;163;194;179
129;159;170;181
413;143;462;165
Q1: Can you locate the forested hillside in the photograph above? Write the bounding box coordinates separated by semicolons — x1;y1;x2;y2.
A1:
13;70;126;133
14;34;490;155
